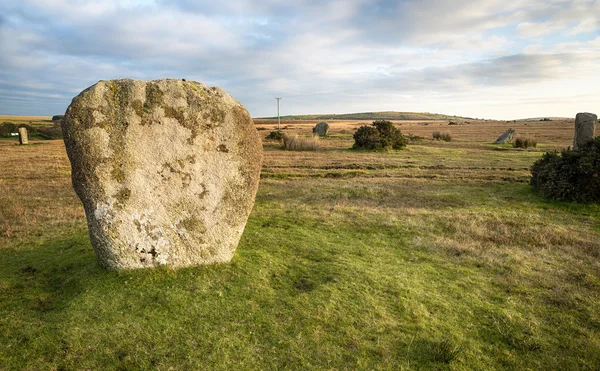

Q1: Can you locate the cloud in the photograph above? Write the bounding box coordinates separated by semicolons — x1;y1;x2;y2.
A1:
0;0;598;118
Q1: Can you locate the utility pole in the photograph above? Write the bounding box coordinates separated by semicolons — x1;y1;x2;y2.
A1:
276;97;282;131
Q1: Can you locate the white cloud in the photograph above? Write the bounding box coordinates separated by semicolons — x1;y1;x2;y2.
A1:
0;0;599;117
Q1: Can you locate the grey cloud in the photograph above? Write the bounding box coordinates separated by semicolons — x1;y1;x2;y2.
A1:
0;0;598;117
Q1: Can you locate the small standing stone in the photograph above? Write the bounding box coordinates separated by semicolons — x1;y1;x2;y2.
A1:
494;128;515;144
18;127;28;145
312;122;329;137
573;112;597;150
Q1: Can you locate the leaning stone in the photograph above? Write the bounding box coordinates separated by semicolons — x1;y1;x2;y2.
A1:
18;127;28;145
62;79;262;270
312;121;329;136
573;112;597;150
494;128;515;144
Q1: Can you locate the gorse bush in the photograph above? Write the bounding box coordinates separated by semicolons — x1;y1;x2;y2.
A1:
266;130;284;141
432;131;452;142
0;122;17;137
353;120;407;150
530;137;600;202
514;137;537;149
283;134;320;151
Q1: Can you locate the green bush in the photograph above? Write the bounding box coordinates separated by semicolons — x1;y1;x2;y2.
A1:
266;130;284;141
530;137;600;202
353;120;407;150
514;137;537;149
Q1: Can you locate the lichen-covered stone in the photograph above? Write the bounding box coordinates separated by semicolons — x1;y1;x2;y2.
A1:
62;79;262;269
18;127;28;145
494;128;515;144
573;112;597;150
312;122;329;137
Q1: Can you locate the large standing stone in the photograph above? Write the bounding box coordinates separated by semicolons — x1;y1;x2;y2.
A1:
312;121;329;137
18;127;28;145
62;79;262;270
573;112;597;150
494;128;515;144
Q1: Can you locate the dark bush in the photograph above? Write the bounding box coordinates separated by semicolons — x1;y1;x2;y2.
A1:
38;122;63;139
51;115;64;121
514;137;537;149
353;120;407;150
266;130;284;141
0;122;17;137
530;137;600;202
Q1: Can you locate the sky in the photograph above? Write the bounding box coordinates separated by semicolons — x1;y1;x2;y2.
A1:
0;0;598;119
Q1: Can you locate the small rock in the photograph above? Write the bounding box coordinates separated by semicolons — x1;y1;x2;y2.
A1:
18;127;28;145
495;128;515;144
312;122;329;137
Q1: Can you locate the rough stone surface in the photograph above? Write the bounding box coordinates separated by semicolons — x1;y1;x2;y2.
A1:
494;128;515;144
573;112;597;150
18;127;28;145
312;121;329;137
62;79;262;270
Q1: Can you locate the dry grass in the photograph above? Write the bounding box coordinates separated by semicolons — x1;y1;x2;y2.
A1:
0;140;83;242
432;131;452;141
514;136;538;148
282;133;320;151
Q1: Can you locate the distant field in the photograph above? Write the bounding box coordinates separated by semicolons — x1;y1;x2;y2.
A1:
257;111;472;121
0;119;598;369
254;118;575;146
0;115;54;128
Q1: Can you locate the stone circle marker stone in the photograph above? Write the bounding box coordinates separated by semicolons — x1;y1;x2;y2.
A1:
573;112;597;150
494;128;515;144
18;127;28;145
312;121;329;136
62;79;262;270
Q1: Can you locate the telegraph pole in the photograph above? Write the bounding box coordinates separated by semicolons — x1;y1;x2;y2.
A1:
276;97;282;131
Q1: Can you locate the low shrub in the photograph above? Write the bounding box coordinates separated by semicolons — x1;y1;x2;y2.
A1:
353;120;407;150
266;130;284;141
530;137;600;202
0;122;17;137
38;123;63;139
432;131;452;142
51;115;64;121
282;134;320;151
514;137;537;149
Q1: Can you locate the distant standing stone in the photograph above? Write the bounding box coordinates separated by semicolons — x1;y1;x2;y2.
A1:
494;128;515;144
312;121;329;136
573;112;597;150
62;79;262;270
18;127;28;145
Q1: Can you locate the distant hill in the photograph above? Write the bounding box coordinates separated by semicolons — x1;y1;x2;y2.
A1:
514;117;571;121
256;111;473;121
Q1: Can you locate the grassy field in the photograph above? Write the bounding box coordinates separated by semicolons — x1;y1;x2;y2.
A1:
1;118;599;370
0;115;54;128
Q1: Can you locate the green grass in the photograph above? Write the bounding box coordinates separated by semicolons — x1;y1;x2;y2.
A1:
1;137;599;369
